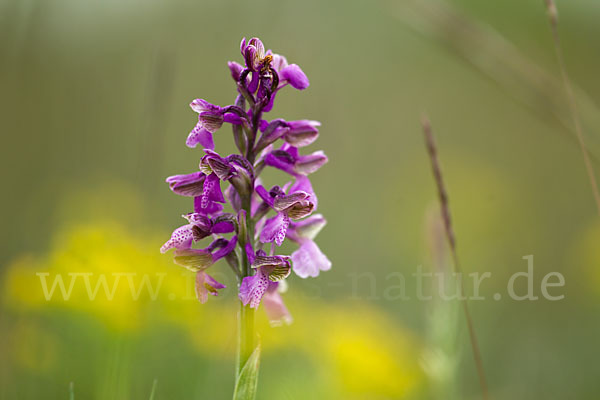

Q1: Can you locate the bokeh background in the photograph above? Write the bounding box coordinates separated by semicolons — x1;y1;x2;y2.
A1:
2;0;600;399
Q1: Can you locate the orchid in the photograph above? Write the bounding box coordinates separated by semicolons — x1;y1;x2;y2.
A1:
161;37;329;399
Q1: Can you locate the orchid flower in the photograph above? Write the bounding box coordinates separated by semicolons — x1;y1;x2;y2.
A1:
161;37;330;396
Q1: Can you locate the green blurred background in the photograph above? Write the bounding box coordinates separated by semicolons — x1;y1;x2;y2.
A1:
2;0;600;398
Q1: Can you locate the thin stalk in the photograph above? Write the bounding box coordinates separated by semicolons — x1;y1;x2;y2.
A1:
148;379;158;400
421;117;490;400
543;0;600;216
236;194;256;377
237;297;255;376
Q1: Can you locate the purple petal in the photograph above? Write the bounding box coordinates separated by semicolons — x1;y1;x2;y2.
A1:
244;46;258;70
255;185;274;206
205;274;226;290
284;120;320;147
239;268;270;309
285;200;314;220
228;61;244;82
186;123;214;150
272;191;309;212
287;120;320;131
263;284;293;326
259;119;269;132
245;242;255;264
202;152;235;180
291;239;331;278
212;235;238;261
249;38;265;58
244;38;265;71
193;196;224;215
290;176;318;210
257;120;288;149
190;99;212;114
264;152;295;175
248;71;260;93
225;184;242;212
173;248;214;270
183;212;211;230
260;212;290;246
224;113;244;125
199;112;224;133
280;64;309;90
212;220;235;234
195;272;226;304
201;173;225;209
271;53;289;72
261;89;279;113
166;171;206;197
289;214;327;240
195;272;209;304
160;224;195;253
294;151;328;175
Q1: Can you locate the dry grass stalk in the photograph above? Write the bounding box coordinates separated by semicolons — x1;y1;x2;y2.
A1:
422;116;490;400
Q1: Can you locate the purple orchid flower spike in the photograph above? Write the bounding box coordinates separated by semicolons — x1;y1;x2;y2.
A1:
162;37;329;392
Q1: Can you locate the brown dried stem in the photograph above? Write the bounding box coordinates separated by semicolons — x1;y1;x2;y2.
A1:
421;116;490;400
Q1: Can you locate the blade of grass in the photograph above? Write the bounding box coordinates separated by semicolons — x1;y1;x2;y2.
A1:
421;116;490;400
543;0;600;216
233;344;261;400
69;382;74;400
149;379;158;400
421;206;461;400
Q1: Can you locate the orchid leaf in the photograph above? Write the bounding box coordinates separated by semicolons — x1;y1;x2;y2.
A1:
232;345;261;400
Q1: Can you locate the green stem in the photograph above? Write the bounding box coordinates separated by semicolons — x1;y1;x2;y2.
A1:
236;200;255;377
236;194;254;374
237;301;255;376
